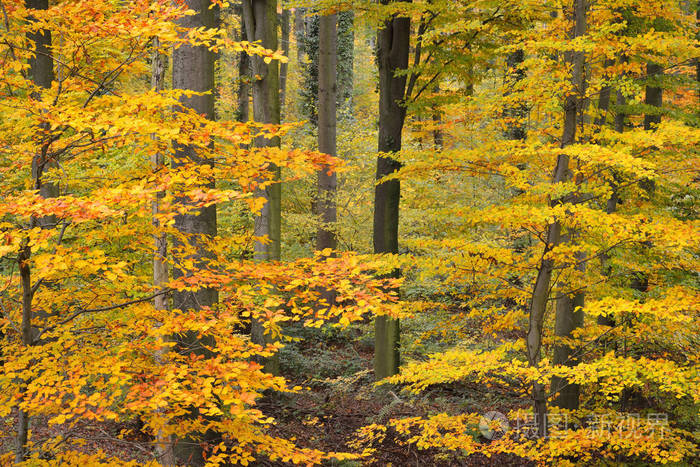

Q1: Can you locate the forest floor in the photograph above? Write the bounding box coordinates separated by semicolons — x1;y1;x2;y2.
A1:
264;319;534;466
1;314;534;466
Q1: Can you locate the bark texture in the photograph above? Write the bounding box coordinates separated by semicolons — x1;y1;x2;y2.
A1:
280;9;290;117
242;0;281;375
27;0;58;226
316;13;337;250
150;38;175;466
16;1;55;460
643;62;663;131
171;1;219;463
525;0;586;436
373;3;410;381
504;49;526;141
237;5;250;124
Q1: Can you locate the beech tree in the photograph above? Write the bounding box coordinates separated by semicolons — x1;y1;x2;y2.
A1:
241;0;282;374
372;0;410;381
0;0;697;465
316;12;337;250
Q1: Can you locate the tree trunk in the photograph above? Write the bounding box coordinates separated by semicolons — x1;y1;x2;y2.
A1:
15;1;55;460
552;10;590;409
294;8;306;67
504;49;526;141
316;13;337;250
27;0;58;227
337;10;354;114
171;1;219;463
525;0;586;436
432;84;443;149
242;0;281;375
551;242;585;409
237;6;250;124
598;73;626;328
373;3;410;381
279;9;290;118
150;38;176;466
15;242;33;463
629;62;663;296
643;62;663;131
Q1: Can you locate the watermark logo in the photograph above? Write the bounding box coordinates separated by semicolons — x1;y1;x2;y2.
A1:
479;410;510;440
478;411;669;440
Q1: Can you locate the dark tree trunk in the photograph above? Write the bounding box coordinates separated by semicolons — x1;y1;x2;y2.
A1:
171;1;219;464
504;49;527;141
15;1;55;460
598;75;627;328
373;3;410;381
27;0;58;226
643;62;663;131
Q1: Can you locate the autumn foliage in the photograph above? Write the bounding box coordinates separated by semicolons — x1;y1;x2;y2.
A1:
1;0;698;466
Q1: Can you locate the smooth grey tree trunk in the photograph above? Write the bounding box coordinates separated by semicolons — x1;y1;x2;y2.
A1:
373;3;410;381
242;0;281;375
171;1;219;464
294;8;306;67
525;0;586;436
316;13;337;250
551;247;585;409
150;38;176;466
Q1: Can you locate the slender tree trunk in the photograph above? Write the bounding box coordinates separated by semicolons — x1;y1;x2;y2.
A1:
431;85;443;149
552;16;590;410
627;62;663;298
593;59;614;128
643;62;663;131
237;6;250;124
373;3;410;381
551;240;585;409
16;1;55;460
15;242;32;463
27;0;57;227
150;38;176;467
504;49;526;141
316;13;337;250
337;10;354;115
280;9;290;117
525;0;586;436
171;1;219;463
696;3;699;100
294;7;306;67
598;69;626;328
242;0;281;375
